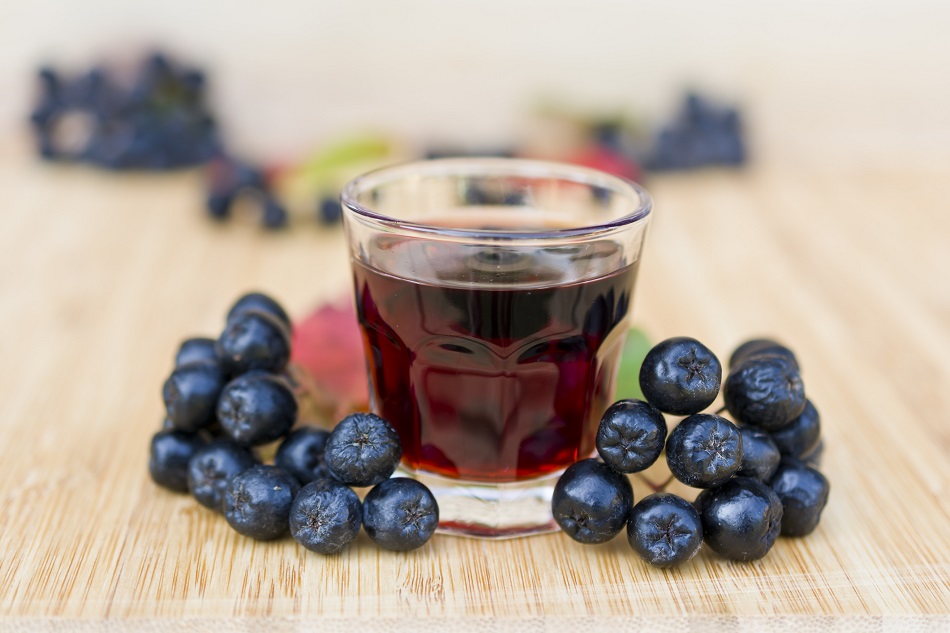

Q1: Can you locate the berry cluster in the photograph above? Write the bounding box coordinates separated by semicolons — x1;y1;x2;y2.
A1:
30;53;220;169
204;155;289;229
149;292;438;553
552;336;829;566
644;93;746;171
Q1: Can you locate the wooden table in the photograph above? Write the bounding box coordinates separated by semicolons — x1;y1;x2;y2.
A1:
1;141;948;631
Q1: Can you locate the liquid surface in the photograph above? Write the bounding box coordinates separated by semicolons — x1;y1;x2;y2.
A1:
352;220;639;482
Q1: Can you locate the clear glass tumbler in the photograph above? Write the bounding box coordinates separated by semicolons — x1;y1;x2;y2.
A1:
341;158;652;538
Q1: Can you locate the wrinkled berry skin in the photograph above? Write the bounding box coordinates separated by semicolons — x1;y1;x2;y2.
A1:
227;292;291;330
275;426;332;484
290;479;363;554
175;337;218;368
666;414;743;488
216;309;291;375
187;440;257;511
595;399;667;474
769;458;830;537
217;373;298;446
163;360;225;432
552;458;633;544
627;493;703;568
724;356;806;431
770;400;821;458
223;465;299;540
736;427;781;482
729;338;799;371
325;413;403;487
639;337;722;415
149;430;206;492
695;477;784;562
362;478;440;551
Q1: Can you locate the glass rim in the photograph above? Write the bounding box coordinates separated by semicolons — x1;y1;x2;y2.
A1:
340;157;653;241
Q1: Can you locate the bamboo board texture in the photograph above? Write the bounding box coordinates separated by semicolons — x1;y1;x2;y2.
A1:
0;144;948;631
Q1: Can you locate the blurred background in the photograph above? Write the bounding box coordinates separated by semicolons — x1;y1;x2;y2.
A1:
2;0;948;170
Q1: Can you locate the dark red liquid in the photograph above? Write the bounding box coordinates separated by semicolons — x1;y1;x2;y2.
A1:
352;235;639;483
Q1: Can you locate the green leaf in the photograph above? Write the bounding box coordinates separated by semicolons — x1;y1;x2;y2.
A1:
614;327;651;401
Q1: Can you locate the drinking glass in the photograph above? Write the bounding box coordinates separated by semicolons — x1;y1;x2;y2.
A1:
341;158;652;538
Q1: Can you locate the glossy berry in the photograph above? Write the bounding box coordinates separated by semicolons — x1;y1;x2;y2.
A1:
639;337;722;415
801;439;825;468
216;309;291;375
223;465;299;540
162;360;225;432
262;197;288;230
724;356;806;431
769;458;830;537
362;478;439;551
275;426;332;484
149;430;206;492
770;400;821;458
175;337;218;368
595;399;667;474
217;372;297;446
226;292;291;332
187;440;257;511
324;413;402;487
318;197;343;225
289;479;363;554
729;338;799;371
665;414;743;488
206;191;232;220
695;477;784;562
627;493;703;568
736;427;781;482
551;458;633;544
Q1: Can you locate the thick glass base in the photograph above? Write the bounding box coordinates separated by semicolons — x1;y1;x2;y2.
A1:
395;466;561;539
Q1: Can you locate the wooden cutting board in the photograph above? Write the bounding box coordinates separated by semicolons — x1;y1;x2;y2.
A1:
0;146;948;631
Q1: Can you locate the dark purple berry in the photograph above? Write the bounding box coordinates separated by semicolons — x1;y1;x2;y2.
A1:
290;479;363;554
175;337;218;368
149;430;206;492
801;439;825;468
275;426;332;484
769;458;830;537
187;440;257;510
216;372;297;446
216;309;291;375
595;399;667;474
736;427;781;482
724;356;806;431
627;493;703;568
325;413;402;487
770;400;821;458
729;338;799;371
362;478;439;551
639;337;722;415
695;477;783;562
162;360;225;432
226;292;291;331
223;465;299;540
665;414;743;488
551;458;633;544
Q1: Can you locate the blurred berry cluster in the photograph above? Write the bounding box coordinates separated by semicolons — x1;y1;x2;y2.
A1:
644;93;746;170
29;50;747;231
30;53;220;169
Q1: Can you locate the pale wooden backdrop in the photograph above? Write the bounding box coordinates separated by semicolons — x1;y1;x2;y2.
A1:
2;0;949;167
0;136;948;630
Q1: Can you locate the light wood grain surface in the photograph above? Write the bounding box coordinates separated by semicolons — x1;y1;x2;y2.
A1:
0;140;948;631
